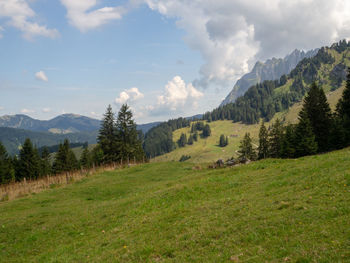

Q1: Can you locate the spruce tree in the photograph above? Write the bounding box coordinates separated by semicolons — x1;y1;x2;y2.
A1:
193;131;198;141
303;82;332;152
98;105;118;163
178;133;187;147
336;68;350;145
238;133;257;160
294;109;318;157
80;146;91;169
258;121;269;159
52;139;78;174
17;138;40;180
116;104;145;162
0;142;15;184
280;124;296;158
187;134;194;145
202;124;211;137
268;119;284;158
40;146;51;176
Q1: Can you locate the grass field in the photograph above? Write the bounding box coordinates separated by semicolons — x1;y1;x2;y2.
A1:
153;85;345;163
1;148;350;262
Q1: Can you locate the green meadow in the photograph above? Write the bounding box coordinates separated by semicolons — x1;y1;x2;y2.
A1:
1;148;350;262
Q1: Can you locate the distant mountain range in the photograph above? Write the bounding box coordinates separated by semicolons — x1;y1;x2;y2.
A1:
220;48;319;106
0;113;161;155
0;114;161;134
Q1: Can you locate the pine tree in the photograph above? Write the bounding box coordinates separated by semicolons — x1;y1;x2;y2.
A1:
116;104;145;162
280;124;296;158
202;124;211;137
40;146;51;176
80;146;91;169
238;132;257;160
98;105;118;163
294;109;318;157
52;139;78;174
303;82;332;152
17;138;41;180
258;121;269;159
336;68;350;145
187;134;194;145
193;131;198;141
0;141;15;184
268;119;284;158
219;134;228;147
178;133;187;147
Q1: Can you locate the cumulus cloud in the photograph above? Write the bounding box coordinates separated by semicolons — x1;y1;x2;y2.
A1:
115;87;144;104
60;0;127;32
157;76;203;111
0;0;59;40
21;108;35;114
35;71;48;82
145;0;350;88
42;108;51;113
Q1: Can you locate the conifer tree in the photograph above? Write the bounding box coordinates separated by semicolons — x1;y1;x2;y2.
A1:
0;142;15;184
98;105;118;163
40;146;51;176
193;131;198;141
52;139;78;174
178;133;187;147
116;104;145;162
238;132;257;160
258;121;269;159
187;134;194;145
303;82;332;152
280;124;296;158
294;109;318;157
336;68;350;145
17;138;40;180
80;146;91;169
268;119;284;158
202;124;211;137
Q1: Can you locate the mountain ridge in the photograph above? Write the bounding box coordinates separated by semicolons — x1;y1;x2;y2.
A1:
220;48;319;106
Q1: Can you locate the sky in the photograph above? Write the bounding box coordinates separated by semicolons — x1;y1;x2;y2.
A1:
0;0;350;124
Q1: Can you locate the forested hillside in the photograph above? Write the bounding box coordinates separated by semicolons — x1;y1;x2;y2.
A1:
204;40;350;124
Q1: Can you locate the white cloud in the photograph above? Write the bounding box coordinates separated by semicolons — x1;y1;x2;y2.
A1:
0;106;4;111
115;87;144;104
42;108;51;113
157;76;203;111
0;0;59;40
145;0;350;88
21;108;35;114
60;0;127;32
35;71;48;82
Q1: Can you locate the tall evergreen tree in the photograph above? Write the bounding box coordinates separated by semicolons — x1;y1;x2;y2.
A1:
80;146;91;169
17;138;40;180
258;121;269;159
0;142;15;184
116;104;145;162
238;132;257;160
40;146;51;176
52;139;78;174
302;82;332;152
187;134;194;145
336;68;350;145
294;109;318;157
178;133;187;147
202;124;211;138
98;105;118;163
280;124;297;158
268;119;284;158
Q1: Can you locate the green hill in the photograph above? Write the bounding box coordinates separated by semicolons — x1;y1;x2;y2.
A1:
1;148;350;262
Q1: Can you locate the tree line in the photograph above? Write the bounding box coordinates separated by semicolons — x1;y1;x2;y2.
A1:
238;69;350;160
0;104;145;185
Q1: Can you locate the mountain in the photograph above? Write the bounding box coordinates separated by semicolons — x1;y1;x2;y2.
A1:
0;127;98;155
0;114;101;134
137;122;162;134
220;48;319;106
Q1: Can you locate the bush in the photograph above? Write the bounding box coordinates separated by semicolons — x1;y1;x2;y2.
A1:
179;155;191;162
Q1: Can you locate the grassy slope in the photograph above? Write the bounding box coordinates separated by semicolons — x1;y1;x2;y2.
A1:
154;80;345;163
1;149;350;262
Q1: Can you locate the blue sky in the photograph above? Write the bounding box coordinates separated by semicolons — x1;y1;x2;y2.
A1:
1;0;350;123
